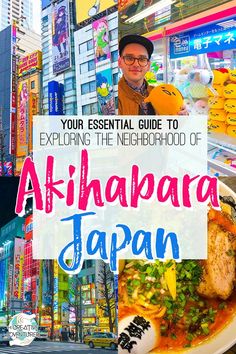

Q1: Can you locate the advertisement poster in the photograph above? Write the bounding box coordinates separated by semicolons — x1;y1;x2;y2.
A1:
96;69;116;115
1;1;236;354
16;80;29;157
52;0;71;74
93;17;111;64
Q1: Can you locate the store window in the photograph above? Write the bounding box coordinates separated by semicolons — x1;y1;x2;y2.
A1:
87;39;94;51
81;80;96;95
79;39;94;54
81;83;90;95
65;102;76;115
109;28;118;41
111;50;118;63
31;81;35;89
80;60;95;74
88;59;95;71
82;103;98;115
79;42;87;54
65;77;75;91
113;73;119;85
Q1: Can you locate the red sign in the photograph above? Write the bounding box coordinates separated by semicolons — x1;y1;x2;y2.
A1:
25;215;33;241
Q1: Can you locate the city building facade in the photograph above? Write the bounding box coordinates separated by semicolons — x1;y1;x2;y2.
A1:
0;23;40;175
74;10;118;115
0;0;33;32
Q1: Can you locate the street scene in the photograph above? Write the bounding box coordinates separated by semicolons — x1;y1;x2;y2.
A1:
0;341;117;353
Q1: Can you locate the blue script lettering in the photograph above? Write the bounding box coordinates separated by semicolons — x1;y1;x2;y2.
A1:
58;212;180;274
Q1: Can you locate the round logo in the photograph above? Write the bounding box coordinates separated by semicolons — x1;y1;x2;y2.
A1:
8;313;38;346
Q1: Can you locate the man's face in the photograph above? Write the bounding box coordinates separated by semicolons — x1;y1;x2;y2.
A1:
118;43;151;87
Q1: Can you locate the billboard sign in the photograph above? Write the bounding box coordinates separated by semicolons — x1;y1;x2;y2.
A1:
42;260;52;306
17;80;29;157
25;215;33;241
52;0;71;74
10;23;17;155
18;51;42;77
170;16;236;59
96;69;115;115
76;0;116;24
92;17;111;65
13;238;25;299
48;81;64;115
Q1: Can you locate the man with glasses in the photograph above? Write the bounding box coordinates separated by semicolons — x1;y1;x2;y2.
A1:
118;34;187;115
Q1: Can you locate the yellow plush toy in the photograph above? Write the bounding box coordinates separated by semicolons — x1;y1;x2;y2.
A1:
229;69;236;82
212;69;229;85
227;125;236;137
209;109;227;122
207;84;223;97
208;120;227;133
208;97;225;109
227;113;236;125
224;99;236;113
223;84;236;99
144;84;184;115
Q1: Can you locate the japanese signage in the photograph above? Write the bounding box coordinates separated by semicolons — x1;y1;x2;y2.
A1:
76;0;115;24
10;23;17;155
52;0;71;74
29;92;38;153
13;238;25;299
18;51;42;77
17;80;29;157
48;81;64;115
170;17;236;59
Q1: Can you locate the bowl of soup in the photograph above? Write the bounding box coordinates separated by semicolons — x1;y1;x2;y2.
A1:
119;181;236;354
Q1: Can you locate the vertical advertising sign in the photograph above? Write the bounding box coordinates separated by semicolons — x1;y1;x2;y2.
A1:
52;0;71;74
42;260;52;306
10;23;17;155
13;238;24;299
25;215;33;241
92;17;111;65
48;81;64;115
29;93;38;154
53;260;58;322
96;69;115;115
17;80;29;157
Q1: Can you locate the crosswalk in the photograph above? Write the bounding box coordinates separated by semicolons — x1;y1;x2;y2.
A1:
0;342;90;353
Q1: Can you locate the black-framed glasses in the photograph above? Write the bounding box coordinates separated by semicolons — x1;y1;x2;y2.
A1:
122;55;149;67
